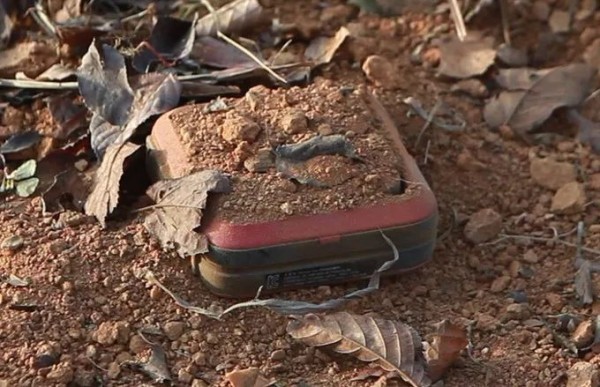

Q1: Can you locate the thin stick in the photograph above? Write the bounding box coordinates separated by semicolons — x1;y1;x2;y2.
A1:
269;39;293;66
486;232;600;256
498;0;512;45
415;100;441;148
448;0;468;41
199;0;288;84
132;203;202;213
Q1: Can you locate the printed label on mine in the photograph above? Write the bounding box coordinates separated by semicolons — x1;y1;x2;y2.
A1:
264;263;373;290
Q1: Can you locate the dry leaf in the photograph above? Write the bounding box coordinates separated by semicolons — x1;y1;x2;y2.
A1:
195;0;264;37
484;64;597;134
424;320;468;382
287;312;431;387
78;41;181;157
143;170;231;257
225;367;272;387
575;259;595;305
125;344;171;383
568;109;600;154
304;26;350;66
437;38;496;79
84;142;141;227
192;36;256;69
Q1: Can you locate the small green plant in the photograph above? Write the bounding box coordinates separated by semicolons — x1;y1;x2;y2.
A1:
0;159;39;198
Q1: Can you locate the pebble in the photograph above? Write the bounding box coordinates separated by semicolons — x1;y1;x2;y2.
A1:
549;10;571;33
46;362;74;384
450;79;489;98
280;109;308;134
74;159;88;171
523;250;539;264
551;182;586;214
545;293;564;309
530;158;576;190
221;114;261;143
361;55;399;90
531;1;550;21
193;352;207;366
509;260;522;278
206;332;219;345
572;320;595;349
464;208;503;244
178;369;194;384
280;202;293;215
94;322;119;345
107;362;120;379
502;303;529;321
567;362;599;387
164;321;187;341
490;276;511;293
1;235;23;252
244;148;274;173
129;335;146;354
270;349;286;361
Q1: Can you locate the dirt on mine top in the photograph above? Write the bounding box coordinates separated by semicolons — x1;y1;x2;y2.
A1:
169;79;409;224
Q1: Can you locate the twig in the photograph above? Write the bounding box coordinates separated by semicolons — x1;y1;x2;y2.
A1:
448;0;468;41
415;100;441;148
423;139;431;165
131;203;203;213
269;39;293;66
199;0;288;84
486;230;600;257
498;0;511;45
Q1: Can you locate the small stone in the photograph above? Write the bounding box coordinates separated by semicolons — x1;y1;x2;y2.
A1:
523;250;539;264
503;303;530;321
149;286;161;300
490;276;511;293
193;352;207;366
74;159;88;171
509;260;522;278
270;349;286;361
545;293;564;309
163;321;186;341
244;148;274;173
551;182;586;214
572;320;595;349
192;380;209;387
221;114;261;143
475;313;498;331
94;322;119;345
549;10;571;33
450;79;489;98
107;362;120;379
317;123;333;136
115;321;130;344
178;369;194;384
567;362;599;387
531;1;550;21
280;109;308;134
205;332;219;345
362;55;399;90
1;235;23;252
129;335;146;354
46;362;74;384
530;158;577;190
33;353;59;369
280;202;293;215
464;208;503;244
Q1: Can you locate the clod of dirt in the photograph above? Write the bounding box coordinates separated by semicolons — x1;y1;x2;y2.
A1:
463;208;503;244
93;321;126;346
244;148;274;172
280;109;308;134
437;38;496;79
502;303;529;321
531;1;551;21
529;157;577;190
551;182;586;214
490;276;511;293
572;320;595;349
584;39;600;71
549;10;571;34
361;55;400;90
225;367;271;387
567;362;599;387
46;362;74;384
221;113;262;143
163;321;187;341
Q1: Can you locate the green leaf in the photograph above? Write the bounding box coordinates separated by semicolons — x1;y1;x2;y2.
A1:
15;177;39;197
8;159;37;181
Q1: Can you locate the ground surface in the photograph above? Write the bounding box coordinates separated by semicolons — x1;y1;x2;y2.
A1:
2;0;600;386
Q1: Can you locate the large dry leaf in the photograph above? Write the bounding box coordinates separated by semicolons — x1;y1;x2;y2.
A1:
437;38;496;79
125;344;171;383
144;170;231;257
484;64;597;134
225;367;272;387
132;15;197;73
195;0;264;37
304;27;350;66
84;142;141;227
287;312;431;387
424;320;468;382
78;41;181;158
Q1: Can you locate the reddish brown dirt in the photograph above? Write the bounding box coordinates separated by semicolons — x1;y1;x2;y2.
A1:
1;1;600;387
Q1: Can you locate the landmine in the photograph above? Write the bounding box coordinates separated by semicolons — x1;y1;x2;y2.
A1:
147;79;438;297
